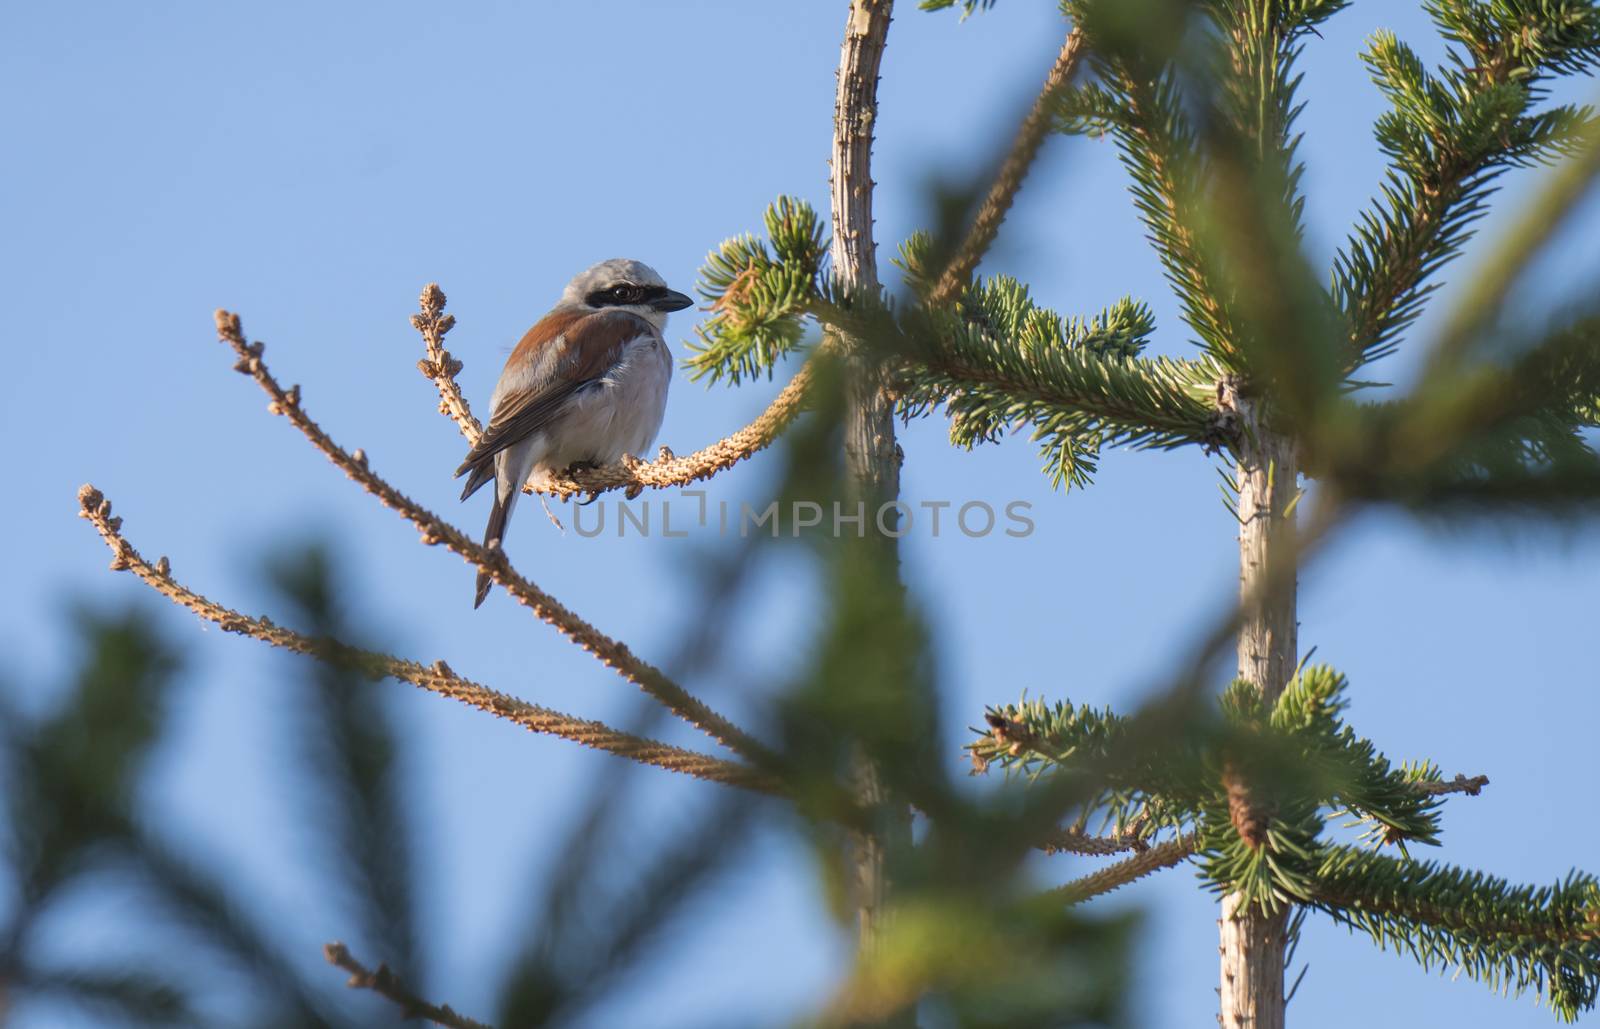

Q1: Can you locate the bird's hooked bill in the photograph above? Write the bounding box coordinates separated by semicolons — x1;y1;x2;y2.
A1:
652;289;694;313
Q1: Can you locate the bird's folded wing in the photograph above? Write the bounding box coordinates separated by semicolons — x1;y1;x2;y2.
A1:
454;308;657;479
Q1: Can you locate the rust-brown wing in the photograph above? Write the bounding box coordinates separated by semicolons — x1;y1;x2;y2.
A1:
454;308;656;489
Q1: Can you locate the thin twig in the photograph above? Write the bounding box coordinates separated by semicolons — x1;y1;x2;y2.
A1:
214;309;769;762
1413;773;1490;798
75;485;778;794
412;283;480;442
1049;834;1198;905
928;28;1085;308
1037;826;1148;857
324;942;493;1029
410;283;815;501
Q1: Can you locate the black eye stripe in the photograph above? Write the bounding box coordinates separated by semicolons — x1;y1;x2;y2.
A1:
585;284;669;308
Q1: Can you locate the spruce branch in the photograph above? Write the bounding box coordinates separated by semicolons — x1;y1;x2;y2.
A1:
74;485;777;793
1056;3;1239;357
324;942;493;1029
1110;64;1235;356
1050;833;1198;905
1332;9;1600;367
971;666;1497;900
968;697;1201;841
1269;666;1446;848
888;261;1226;487
692;202;1225;492
1173;6;1357;425
212;310;769;762
411;283;815;502
687;196;828;385
1309;847;1600;1021
899;313;1224;487
1209;0;1350;243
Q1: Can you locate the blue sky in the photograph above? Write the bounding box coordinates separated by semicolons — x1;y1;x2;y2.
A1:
4;2;1599;1025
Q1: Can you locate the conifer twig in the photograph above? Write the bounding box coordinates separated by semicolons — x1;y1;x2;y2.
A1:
212;309;769;762
1413;773;1489;798
1050;834;1198;905
412;282;480;442
928;28;1084;307
1337;23;1599;368
1037;826;1148;857
411;282;815;501
1107;63;1236;356
324;942;493;1029
75;485;778;793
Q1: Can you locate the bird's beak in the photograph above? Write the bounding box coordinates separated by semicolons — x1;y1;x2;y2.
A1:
652;289;694;313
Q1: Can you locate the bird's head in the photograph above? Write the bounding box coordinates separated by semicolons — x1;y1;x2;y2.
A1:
560;258;694;333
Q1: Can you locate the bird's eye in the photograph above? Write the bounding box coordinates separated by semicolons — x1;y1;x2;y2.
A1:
613;285;640;302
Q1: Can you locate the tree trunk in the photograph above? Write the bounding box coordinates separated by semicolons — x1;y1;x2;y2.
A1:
830;2;912;1019
1218;383;1298;1028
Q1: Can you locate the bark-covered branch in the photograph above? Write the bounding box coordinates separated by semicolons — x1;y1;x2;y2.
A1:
76;485;777;792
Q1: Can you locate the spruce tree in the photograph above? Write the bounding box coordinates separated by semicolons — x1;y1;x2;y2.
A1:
694;0;1600;1023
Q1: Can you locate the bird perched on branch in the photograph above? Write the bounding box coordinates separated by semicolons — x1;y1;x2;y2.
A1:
456;258;692;607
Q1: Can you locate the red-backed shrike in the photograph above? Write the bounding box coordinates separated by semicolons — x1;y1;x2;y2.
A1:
455;258;692;607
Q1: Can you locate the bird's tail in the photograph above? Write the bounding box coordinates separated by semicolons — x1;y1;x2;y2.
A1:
469;443;538;609
475;489;516;609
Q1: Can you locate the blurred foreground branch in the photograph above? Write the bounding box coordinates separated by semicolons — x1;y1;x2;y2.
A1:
324;943;492;1029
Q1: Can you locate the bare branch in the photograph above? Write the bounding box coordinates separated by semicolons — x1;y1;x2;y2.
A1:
410;283;815;502
1037;825;1149;857
928;29;1084;307
324;942;493;1029
213;308;769;762
1049;834;1197;905
75;485;779;794
1413;773;1490;798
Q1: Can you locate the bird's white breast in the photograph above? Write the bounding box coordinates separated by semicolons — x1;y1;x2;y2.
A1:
544;333;672;468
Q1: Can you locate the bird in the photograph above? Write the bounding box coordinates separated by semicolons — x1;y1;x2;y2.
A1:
455;258;693;607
